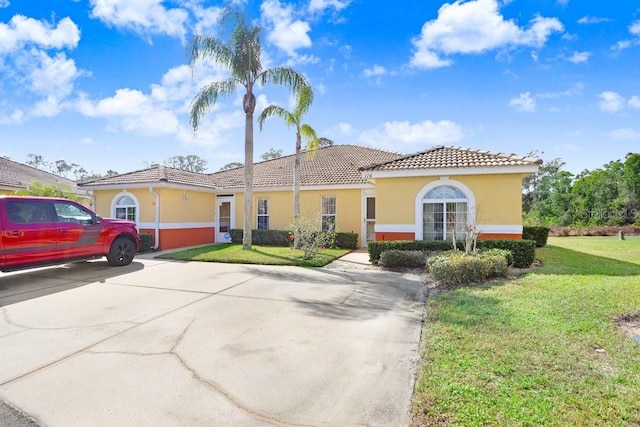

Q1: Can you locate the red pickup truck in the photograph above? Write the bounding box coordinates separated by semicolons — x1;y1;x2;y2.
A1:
0;196;141;272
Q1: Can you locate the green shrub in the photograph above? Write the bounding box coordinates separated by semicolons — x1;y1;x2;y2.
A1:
336;232;358;249
427;252;507;287
368;239;535;268
367;240;455;264
229;229;290;246
230;229;358;249
478;251;509;277
475;239;536;268
478;247;514;266
379;250;430;269
138;233;153;252
523;226;550;247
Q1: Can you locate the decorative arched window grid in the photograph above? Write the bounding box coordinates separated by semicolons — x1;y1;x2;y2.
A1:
111;192;139;224
414;180;475;241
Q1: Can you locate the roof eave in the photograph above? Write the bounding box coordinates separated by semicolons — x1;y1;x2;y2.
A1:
361;164;541;179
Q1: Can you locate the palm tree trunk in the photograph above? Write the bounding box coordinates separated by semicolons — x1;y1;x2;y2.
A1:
293;132;301;249
243;111;254;250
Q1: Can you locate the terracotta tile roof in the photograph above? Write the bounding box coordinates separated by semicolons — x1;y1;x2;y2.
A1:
79;165;216;189
211;144;402;189
0;157;77;191
360;145;542;172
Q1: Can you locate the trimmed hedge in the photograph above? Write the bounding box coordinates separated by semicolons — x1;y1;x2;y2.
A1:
523;226;550;247
379;250;430;269
229;229;359;249
368;238;536;268
427;252;508;287
138;232;153;252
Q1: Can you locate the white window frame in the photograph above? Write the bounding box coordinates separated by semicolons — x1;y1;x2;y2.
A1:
111;192;140;224
257;197;269;230
414;179;475;241
321;195;336;232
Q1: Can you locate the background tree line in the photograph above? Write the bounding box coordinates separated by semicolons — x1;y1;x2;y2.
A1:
524;152;640;226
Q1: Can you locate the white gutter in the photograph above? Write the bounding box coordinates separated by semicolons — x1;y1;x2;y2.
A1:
148;187;160;250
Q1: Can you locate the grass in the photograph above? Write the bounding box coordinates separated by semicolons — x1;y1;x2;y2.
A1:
412;236;640;426
156;244;351;267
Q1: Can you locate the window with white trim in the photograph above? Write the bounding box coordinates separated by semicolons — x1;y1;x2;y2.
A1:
422;186;467;241
321;196;336;232
257;197;269;230
115;195;136;222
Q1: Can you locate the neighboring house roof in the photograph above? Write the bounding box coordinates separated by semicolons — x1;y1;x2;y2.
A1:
0;157;78;191
211;144;402;189
360;145;542;173
79;165;217;189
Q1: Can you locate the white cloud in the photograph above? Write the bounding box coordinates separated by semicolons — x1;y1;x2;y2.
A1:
410;0;563;69
0;0;9;8
608;128;640;141
537;83;583;99
261;0;312;56
72;59;241;145
577;16;610;25
613;20;640;51
308;0;351;13
89;0;188;40
189;4;223;35
29;51;84;100
566;51;590;63
598;91;625;112
360;120;463;145
629;96;640;110
509;92;536;112
0;15;80;53
363;65;387;78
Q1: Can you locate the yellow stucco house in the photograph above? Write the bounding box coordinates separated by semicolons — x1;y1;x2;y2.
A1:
79;145;541;250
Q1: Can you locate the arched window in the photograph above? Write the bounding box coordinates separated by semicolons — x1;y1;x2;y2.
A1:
422;185;468;241
113;194;137;222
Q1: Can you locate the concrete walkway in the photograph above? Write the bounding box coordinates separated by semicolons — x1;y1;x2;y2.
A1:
0;251;426;426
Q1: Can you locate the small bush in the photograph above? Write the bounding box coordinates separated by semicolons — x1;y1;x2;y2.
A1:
379;250;430;269
523;226;550;247
231;229;358;249
367;240;455;264
138;233;153;252
367;239;535;268
229;229;291;246
336;232;358;249
476;239;535;268
478;247;513;266
427;252;507;287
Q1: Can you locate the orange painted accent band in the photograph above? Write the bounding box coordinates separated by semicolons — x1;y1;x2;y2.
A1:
155;228;215;250
375;232;416;241
478;233;522;240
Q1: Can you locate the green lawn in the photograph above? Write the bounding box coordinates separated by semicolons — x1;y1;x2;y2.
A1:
412;236;640;426
156;244;351;267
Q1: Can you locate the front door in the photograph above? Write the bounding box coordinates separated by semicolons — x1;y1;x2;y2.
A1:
216;197;234;243
363;194;375;247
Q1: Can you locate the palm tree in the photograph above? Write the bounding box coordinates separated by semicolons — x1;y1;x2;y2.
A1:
258;85;318;248
188;8;310;250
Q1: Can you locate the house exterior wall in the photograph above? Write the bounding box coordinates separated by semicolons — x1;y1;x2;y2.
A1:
232;188;364;246
374;173;526;241
92;188;215;250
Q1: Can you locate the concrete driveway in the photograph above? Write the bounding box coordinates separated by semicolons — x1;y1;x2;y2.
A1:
0;252;425;426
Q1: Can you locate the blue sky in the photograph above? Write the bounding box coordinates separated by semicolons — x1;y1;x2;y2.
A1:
0;0;638;177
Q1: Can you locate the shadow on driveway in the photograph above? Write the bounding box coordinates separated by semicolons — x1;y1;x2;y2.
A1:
0;261;145;307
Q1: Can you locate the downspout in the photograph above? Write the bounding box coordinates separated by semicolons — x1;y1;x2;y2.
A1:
148;187;160;250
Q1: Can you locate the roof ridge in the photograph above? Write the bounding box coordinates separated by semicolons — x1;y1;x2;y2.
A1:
359;145;441;171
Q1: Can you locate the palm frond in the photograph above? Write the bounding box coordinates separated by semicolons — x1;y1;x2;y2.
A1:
259;67;309;94
258;105;292;131
300;123;319;157
190;79;238;133
293;85;314;118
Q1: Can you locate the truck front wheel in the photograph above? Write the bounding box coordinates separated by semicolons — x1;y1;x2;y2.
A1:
107;237;136;266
